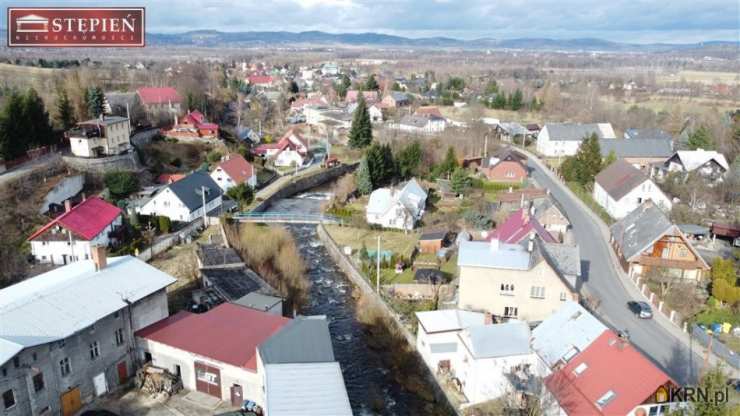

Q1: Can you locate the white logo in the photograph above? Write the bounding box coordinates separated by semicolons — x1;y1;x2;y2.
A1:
16;14;49;33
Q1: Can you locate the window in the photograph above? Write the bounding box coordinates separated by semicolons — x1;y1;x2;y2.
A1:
573;362;588;376
504;306;518;317
33;373;44;392
596;390;616;408
115;328;125;346
560;292;567;301
2;389;14;410
1;368;5;377
32;352;37;362
679;248;689;257
661;247;670;258
530;286;546;299
12;357;19;368
500;284;515;296
59;357;71;377
89;341;100;360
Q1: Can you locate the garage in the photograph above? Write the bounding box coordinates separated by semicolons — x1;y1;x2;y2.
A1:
194;362;221;398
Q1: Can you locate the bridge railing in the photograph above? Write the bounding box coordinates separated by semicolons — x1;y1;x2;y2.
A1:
232;212;341;224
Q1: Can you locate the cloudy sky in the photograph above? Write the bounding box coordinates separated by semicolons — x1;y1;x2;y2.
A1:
5;0;739;43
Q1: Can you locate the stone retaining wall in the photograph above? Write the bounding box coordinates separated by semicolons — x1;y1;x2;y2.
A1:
62;151;141;173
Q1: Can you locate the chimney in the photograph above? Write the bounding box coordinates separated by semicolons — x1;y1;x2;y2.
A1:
484;312;493;325
521;208;529;223
91;246;107;271
81;192;87;202
527;233;535;253
64;200;72;212
490;238;500;252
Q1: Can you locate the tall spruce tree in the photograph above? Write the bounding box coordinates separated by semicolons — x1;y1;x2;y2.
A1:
562;133;603;184
364;74;379;91
687;125;714;150
24;88;54;147
365;143;395;187
397;141;423;179
55;89;75;130
355;157;373;195
510;89;524;111
0;92;28;160
85;86;105;118
348;95;372;148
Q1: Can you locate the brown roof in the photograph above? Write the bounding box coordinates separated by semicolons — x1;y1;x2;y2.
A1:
497;187;547;203
595;160;647;201
215;153;254;185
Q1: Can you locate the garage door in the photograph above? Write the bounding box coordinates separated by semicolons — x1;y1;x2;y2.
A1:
60;388;81;416
194;362;221;398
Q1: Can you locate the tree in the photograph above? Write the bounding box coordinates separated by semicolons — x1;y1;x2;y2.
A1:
510;89;524;111
396;141;422;179
366;143;395;187
85;86;105;118
0;92;29;160
712;278;740;306
693;367;730;416
451;168;471;196
226;183;254;209
391;82;402;91
492;93;507;109
55;89;76;130
687;125;714;150
23;88;54;147
335;74;351;99
364;74;379;91
434;146;458;178
485;79;498;94
158;216;171;234
711;258;736;285
355;157;373;195
447;77;465;91
604;150;617;166
287;80;299;95
104;171;139;200
561;134;603;185
348;95;373;148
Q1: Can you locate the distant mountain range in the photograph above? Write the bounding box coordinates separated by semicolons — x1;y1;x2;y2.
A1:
146;30;738;52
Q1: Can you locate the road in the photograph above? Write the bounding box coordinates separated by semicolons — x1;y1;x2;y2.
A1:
526;155;711;386
0;152;61;187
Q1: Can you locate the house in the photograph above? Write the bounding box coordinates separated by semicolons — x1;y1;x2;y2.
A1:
138;171;223;223
532;198;570;241
663;149;729;180
28;197;123;265
497;187;548;211
246;75;276;88
536;123;616;157
526;124;541;135
390;114;446;135
488;208;558;244
381;91;410;108
624;128;673;141
321;62;339;76
211;153;257;191
598;137;673;173
0;252;176;416
136;87;182;114
544;330;679;416
480;148;528;183
39;174;85;214
415;106;444;119
415;309;486;372
156;173;186;185
163;110;219;141
366;179;427;230
610;201;710;280
67;116;131;158
233;293;283;315
368;104;384;123
454;320;538;405
457;237;580;322
419;230;448;254
593;160;672;219
496;122;530;143
253;129;309;167
290;96;328;112
345;90;378;104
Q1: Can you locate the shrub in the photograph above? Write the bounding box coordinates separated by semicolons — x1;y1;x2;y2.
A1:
157;216;171;234
207;150;223;164
104;171;139;199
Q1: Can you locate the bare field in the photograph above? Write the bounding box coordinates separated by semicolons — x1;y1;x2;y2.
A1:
656;70;739;85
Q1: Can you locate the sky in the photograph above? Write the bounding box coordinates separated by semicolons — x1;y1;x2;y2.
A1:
4;0;739;44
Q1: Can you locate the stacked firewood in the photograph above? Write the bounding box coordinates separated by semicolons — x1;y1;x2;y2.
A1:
135;365;182;397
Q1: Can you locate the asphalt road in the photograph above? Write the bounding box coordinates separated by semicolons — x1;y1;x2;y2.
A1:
527;158;704;386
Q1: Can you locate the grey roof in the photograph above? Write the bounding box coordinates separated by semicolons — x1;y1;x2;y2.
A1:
483;147;527;168
78;115;129;126
0;256;176;365
265;362;352;416
167;171;222;212
389;91;410;102
541;242;581;288
599;138;673;159
460;320;531;359
531;301;607;367
457;240;532;270
677;224;710;236
610;202;673;261
420;230;447;240
400;114;432;128
624;128;673;141
595;160;649;200
415;309;485;333
232;292;282;312
499;122;529;136
543;123;614;141
201;267;276;300
198;244;243;267
259;316;335;364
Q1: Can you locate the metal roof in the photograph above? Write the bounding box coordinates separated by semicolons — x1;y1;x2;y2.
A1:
166;171;223;212
415;309;485;333
624;128;673;141
599;138;673;159
232;292;282;313
459;320;531;359
531;301;607;367
0;256;176;365
265;362;352;416
609;202;674;261
259;316;335;364
541;242;581;288
543;123;615;141
457;240;532;270
595;160;650;201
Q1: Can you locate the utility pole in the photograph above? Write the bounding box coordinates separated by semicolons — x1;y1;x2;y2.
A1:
376;235;381;294
483;134;488;158
201;186;207;227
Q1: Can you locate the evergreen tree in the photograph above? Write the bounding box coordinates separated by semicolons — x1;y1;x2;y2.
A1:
604;150;617;166
364;74;379;91
562;134;602;184
485;79;498;94
510;89;524;111
0;92;28;160
693;367;730;416
397;141;423;179
451;168;471;196
24;88;54;147
55;89;75;130
365;143;395;187
348;95;373;148
492;93;507;109
434;146;458;178
687;125;714;150
335;74;351;99
355;157;373;195
287;80;299;95
85;86;105;118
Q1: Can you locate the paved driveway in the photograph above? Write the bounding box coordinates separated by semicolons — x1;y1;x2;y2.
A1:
526;156;712;385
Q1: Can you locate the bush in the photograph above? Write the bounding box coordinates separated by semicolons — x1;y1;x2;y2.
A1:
104;171;139;199
157;216;171;234
206;150;223;164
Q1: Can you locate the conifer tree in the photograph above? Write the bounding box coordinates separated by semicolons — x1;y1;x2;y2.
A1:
348;95;372;148
355;157;373;195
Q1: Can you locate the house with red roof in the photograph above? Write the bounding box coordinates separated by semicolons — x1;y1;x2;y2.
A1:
28;196;123;265
253;129;309;168
488;207;558;244
345;90;378;104
246;75;276;88
544;330;679;416
210;153;257;191
136;87;182;114
480;148;529;183
162;110;220;141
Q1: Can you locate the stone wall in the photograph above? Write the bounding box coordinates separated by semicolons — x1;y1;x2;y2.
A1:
63;151;141;174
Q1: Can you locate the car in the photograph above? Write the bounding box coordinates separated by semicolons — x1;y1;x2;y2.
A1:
627;301;653;319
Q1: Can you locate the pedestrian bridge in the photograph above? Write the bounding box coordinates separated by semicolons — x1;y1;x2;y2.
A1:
232;212;342;224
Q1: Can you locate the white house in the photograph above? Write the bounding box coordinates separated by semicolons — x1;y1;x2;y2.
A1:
390;114;446;134
593;160;672;219
28;197;123;265
368;104;384;123
536;123;616;157
415;309;486;372
68;116;131;158
210;153;257;191
663;149;729;180
366;178;427;230
138;171;223;223
38;174;84;214
253;130;310;168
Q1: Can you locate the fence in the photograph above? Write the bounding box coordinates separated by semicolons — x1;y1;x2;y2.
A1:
691;324;740;370
232;212;340;224
136;218;203;262
629;273;685;326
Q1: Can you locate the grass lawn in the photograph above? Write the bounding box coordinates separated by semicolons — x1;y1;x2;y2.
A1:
329;144;363;164
567;182;614;225
324;224;420;258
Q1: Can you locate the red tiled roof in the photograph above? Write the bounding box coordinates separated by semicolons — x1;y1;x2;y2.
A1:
489;208;556;244
135;303;289;371
345;90;378;103
545;330;674;416
497;187;548;203
198;123;219;130
156;174;186;184
254;129;307;156
415;106;443;118
137;87;182;105
215;154;254;185
28;197;122;241
247;75;274;85
186;110;206;124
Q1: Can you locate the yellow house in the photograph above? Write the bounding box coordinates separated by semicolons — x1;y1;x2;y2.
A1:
457;237;580;322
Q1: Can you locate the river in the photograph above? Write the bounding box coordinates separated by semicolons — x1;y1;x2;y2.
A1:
264;192;433;415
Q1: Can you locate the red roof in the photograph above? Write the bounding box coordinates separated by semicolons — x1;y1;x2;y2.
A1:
215;154;254;185
345;90;378;103
135;303;289;371
156;174;186;184
545;330;674;416
185;110;206;124
415;106;444;118
247;75;274;85
137;87;182;105
489;208;556;244
28;197;122;241
254;129;308;156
